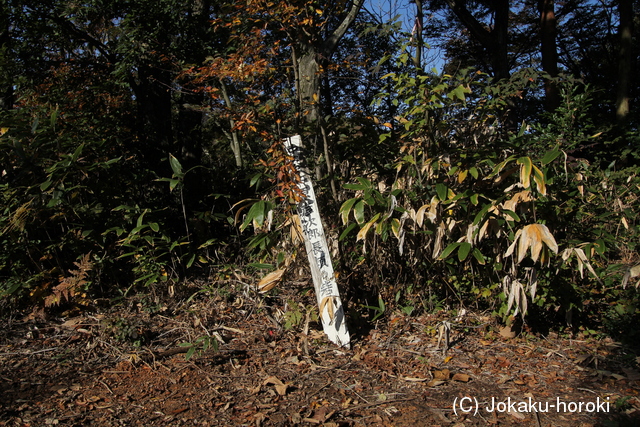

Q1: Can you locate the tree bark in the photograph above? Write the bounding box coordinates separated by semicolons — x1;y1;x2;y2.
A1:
219;78;243;167
539;0;560;111
616;0;634;123
413;0;424;71
445;0;510;80
297;50;322;124
295;0;364;124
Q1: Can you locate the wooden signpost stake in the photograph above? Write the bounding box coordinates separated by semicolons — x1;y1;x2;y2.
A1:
284;135;350;348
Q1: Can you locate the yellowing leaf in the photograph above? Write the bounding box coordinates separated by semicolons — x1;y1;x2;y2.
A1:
457;169;468;184
517;157;533;189
532;165;546;195
356;214;380;241
507;224;558;264
391;218;401;238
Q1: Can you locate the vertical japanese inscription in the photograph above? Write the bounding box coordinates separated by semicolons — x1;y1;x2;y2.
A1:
284;135;350;348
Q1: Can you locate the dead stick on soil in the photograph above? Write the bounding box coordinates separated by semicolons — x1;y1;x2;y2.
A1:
337;378;369;404
344;397;417;411
0;347;58;356
99;380;114;394
535;410;542;427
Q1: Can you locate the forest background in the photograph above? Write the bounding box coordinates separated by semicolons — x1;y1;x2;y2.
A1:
1;0;639;344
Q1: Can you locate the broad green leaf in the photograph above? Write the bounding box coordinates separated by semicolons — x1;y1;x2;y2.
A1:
129;224;148;234
541;148;562;165
517;121;527;137
186;253;196;268
356;177;372;188
149;222;160;232
339;198;358;225
71;144;84;162
469;167;479;179
250;173;262;187
169;154;183;177
241;200;266;231
439;242;461;260
451;84;470;101
503;209;520;222
470;193;479;206
343;183;368;191
247;262;273;269
136;209;148;228
458;242;472;261
473;203;492;226
472;248;486;264
339;223;357;241
354;200;365;224
436;183;447;201
168;179;180;192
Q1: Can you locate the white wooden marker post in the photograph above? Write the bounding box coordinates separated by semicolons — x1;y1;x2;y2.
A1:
284;135;350;348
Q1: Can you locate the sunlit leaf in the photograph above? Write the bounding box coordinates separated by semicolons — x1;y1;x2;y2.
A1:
258;269;285;293
357;213;380;241
339;198;358;225
517;157;533;189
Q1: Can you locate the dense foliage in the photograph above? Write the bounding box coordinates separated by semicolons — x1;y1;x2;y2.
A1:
1;0;638;339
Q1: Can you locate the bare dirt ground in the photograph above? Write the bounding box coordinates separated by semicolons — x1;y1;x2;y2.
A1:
1;283;639;427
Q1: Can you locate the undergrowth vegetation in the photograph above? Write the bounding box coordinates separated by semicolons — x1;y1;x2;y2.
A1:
1;1;639;345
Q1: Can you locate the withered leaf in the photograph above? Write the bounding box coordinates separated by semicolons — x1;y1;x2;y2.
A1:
257;269;285;293
452;373;470;382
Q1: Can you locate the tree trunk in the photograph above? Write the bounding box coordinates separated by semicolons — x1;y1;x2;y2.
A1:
130;66;174;167
0;2;14;110
539;0;560;111
616;0;633;123
219;79;243;167
445;0;510;80
413;0;424;71
493;0;510;81
295;0;364;125
297;49;321;124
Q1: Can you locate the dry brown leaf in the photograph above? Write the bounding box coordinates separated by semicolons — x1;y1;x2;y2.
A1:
263;376;284;386
257;269;285;293
508;410;526;420
499;325;516;339
263;376;289;396
275;384;288;395
319;296;336;322
452;373;470;382
426;379;445;387
433;369;450;380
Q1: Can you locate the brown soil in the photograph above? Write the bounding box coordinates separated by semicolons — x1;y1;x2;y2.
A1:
1;286;639;427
